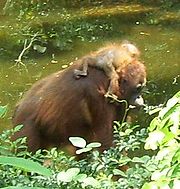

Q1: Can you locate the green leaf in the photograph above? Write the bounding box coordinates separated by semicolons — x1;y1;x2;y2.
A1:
57;168;80;183
74;173;87;182
66;167;80;177
0;105;8;118
132;157;143;163
172;163;180;178
76;147;92;154
113;168;127;177
149;117;159;132
173;91;180;100
166;97;179;109
131;156;149;163
156;148;170;161
151;169;169;181
173;179;180;189
33;44;47;53
159;97;179;120
125;128;133;135
145;131;165;150
140;155;151;163
142;182;158;189
82;177;100;188
160;105;180;127
149;107;162;115
86;142;101;148
13;124;24;132
170;111;180;135
69;137;86;148
0;156;52;176
57;171;69;183
172;148;180;164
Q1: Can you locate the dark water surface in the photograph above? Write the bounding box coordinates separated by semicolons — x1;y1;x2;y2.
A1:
0;4;179;132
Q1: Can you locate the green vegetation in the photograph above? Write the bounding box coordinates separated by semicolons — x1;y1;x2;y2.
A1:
0;0;179;60
0;1;179;188
0;91;179;188
143;91;180;189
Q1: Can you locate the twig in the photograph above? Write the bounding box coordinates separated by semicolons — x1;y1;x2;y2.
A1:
104;93;129;123
11;33;38;71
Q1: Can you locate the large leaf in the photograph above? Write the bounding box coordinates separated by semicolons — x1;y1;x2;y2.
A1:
113;168;127;177
145;131;165;150
76;147;92;154
82;177;100;188
0;156;52;176
69;137;86;148
173;179;180;189
173;91;180;100
57;168;80;183
86;142;101;148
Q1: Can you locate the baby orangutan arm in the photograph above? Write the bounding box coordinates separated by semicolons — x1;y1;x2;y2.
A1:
74;61;88;78
74;57;96;79
74;53;120;97
102;61;120;98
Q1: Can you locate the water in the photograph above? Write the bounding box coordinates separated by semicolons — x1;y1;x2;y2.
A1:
0;5;179;132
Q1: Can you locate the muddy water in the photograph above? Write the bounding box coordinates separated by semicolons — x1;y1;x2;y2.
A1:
0;14;179;132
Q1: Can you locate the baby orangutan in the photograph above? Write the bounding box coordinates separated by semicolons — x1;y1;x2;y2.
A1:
74;41;140;98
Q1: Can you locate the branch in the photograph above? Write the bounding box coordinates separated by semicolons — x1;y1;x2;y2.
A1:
104;93;129;123
12;33;38;71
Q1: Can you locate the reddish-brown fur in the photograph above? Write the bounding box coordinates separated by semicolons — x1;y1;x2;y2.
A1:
74;42;141;97
12;56;146;154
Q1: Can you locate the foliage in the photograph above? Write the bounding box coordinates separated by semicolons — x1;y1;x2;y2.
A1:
69;136;101;154
0;156;52;177
1;1;179;60
0;91;179;188
0;104;150;188
143;91;180;189
1;2;113;59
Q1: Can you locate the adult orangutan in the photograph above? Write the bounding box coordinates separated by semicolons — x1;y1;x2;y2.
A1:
12;44;146;154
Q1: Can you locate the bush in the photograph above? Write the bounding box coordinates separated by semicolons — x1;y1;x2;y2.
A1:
0;91;179;188
143;91;180;189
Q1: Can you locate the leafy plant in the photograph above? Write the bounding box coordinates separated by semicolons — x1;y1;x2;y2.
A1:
0;114;149;188
1;92;179;188
69;136;101;154
0;156;52;177
57;167;100;188
143;91;180;189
